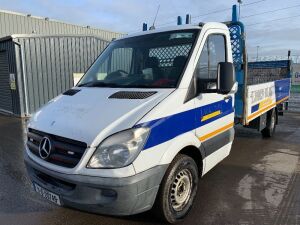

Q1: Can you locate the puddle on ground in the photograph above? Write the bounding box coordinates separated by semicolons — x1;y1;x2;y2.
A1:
237;149;299;211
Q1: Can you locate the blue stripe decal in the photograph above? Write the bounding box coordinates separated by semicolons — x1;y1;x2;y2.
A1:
275;78;291;102
251;104;259;113
136;97;234;150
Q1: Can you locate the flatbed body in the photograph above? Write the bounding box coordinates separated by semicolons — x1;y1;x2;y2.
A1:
227;22;291;125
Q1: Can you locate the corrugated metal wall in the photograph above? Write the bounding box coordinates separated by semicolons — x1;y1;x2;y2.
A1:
110;48;133;73
0;40;21;115
0;10;123;41
0;35;110;116
15;35;110;115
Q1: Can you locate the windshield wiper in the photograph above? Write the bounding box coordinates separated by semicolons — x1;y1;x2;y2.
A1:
123;84;153;88
78;82;173;89
78;81;119;87
124;84;174;88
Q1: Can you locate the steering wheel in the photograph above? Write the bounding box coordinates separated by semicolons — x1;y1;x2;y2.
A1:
116;69;129;75
105;70;129;81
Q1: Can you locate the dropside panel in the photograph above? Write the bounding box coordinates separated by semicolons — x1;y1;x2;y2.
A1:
275;79;291;102
245;78;291;124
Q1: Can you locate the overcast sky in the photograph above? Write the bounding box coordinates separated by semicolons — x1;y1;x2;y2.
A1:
0;0;299;59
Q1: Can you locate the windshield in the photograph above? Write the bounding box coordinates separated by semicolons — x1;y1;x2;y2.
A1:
78;29;199;88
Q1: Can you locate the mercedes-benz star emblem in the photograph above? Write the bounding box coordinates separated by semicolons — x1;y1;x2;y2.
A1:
39;137;52;160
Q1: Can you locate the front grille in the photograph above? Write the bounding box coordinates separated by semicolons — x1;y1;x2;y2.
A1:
27;128;87;168
33;168;76;191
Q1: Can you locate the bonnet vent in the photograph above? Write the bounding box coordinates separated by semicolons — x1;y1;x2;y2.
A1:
63;89;81;96
109;91;157;99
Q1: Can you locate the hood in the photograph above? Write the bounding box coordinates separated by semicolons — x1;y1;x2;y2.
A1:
28;87;173;147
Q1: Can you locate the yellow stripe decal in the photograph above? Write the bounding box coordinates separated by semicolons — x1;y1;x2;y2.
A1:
258;98;273;110
247;96;289;121
201;110;221;122
199;122;234;142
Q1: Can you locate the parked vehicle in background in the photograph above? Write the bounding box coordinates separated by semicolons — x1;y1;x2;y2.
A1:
24;5;290;223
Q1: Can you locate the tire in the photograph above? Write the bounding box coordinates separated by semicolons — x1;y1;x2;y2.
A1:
261;109;276;138
153;154;199;224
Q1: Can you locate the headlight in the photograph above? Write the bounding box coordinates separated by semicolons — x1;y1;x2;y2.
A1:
87;127;150;168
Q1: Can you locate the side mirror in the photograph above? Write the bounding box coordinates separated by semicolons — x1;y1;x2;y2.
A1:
217;62;236;94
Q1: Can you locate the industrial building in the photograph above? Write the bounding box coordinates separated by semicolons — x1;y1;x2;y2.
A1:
0;10;123;117
0;10;122;41
0;34;110;117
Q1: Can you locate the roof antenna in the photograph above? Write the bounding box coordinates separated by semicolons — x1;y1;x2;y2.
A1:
149;5;160;30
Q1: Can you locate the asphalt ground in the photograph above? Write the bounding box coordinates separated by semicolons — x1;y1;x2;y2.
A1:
0;112;300;225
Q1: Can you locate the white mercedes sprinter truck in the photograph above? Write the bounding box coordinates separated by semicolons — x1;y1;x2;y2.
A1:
24;8;291;223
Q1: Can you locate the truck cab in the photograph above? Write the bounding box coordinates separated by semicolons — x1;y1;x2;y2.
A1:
24;11;290;223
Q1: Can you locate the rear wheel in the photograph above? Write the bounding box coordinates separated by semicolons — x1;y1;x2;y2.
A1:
153;154;199;223
261;109;276;138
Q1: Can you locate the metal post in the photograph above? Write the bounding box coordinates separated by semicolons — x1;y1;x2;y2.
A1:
143;23;147;31
243;41;248;125
232;5;238;22
256;46;260;61
177;16;182;25
185;14;191;24
288;50;291;77
237;0;243;20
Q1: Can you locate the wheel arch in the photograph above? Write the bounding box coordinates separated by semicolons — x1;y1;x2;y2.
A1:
179;145;204;177
159;132;205;177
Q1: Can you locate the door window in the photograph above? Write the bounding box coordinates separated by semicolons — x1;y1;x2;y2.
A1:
194;34;226;92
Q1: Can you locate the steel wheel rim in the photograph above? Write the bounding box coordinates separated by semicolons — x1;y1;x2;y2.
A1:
170;168;193;211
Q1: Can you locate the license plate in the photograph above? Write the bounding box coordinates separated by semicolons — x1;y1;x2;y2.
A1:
33;183;61;205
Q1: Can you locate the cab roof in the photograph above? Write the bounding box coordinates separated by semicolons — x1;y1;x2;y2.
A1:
118;22;228;41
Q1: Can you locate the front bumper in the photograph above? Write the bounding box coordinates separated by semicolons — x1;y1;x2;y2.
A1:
24;153;168;216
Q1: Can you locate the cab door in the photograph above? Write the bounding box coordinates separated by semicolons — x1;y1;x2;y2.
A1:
193;32;235;174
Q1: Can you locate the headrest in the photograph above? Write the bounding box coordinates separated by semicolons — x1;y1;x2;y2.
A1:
173;56;187;68
145;57;159;68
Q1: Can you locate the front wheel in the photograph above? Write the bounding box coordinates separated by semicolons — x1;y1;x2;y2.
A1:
153;154;199;223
